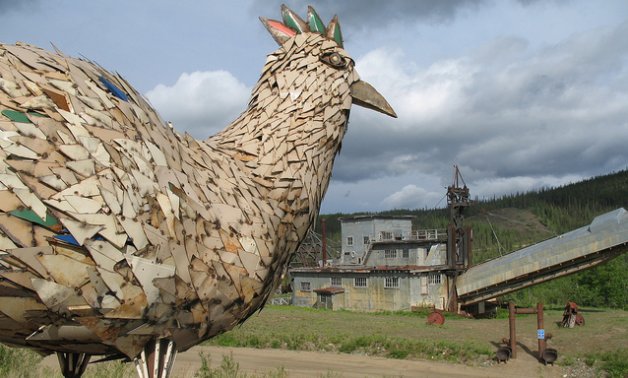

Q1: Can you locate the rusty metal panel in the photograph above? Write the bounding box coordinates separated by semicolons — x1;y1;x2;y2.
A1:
0;297;46;323
125;255;175;305
27;324;99;342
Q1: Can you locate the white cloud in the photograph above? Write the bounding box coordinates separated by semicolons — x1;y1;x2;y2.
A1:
320;20;628;212
336;20;628;183
146;71;250;139
356;49;473;125
382;184;443;210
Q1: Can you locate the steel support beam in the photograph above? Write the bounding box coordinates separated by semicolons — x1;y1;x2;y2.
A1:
134;339;177;378
57;352;91;378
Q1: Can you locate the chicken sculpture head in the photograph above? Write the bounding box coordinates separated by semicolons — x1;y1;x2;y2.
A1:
259;5;396;119
0;5;395;378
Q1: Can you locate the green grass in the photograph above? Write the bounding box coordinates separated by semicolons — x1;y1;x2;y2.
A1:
0;345;43;378
0;344;135;378
195;352;288;378
0;305;622;377
207;306;494;364
584;349;628;378
206;305;627;376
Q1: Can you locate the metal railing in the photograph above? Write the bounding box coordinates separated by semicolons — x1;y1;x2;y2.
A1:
411;229;446;240
374;229;446;241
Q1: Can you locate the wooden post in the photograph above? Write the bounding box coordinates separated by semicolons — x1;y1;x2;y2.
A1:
537;302;545;361
507;302;546;362
509;301;517;359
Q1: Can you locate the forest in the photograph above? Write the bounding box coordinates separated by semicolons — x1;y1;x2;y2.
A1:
316;169;628;309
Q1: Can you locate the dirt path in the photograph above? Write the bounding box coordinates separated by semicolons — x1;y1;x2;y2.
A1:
40;344;565;377
158;345;562;377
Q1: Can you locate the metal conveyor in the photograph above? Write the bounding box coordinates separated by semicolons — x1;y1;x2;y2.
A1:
456;208;628;305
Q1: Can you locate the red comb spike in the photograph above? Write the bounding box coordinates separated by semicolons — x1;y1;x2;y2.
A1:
267;19;297;37
260;17;297;45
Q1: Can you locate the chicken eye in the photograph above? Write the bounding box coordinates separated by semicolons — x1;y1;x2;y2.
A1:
320;52;347;69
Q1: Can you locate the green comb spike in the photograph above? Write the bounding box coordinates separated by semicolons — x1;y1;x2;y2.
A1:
327;15;344;48
281;4;306;33
333;24;343;47
308;6;325;33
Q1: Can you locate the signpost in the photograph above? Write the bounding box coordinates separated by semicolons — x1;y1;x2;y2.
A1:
507;302;546;360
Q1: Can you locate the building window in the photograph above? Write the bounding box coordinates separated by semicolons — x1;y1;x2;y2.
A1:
363;236;370;244
380;231;393;240
331;277;342;286
300;281;311;291
384;277;399;288
402;249;409;258
428;273;441;285
384;249;397;259
347;236;354;246
354;277;367;287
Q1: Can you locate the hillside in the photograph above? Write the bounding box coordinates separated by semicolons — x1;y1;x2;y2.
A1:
317;169;628;309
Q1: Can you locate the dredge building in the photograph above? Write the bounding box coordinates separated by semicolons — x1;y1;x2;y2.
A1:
290;215;458;311
290;167;628;314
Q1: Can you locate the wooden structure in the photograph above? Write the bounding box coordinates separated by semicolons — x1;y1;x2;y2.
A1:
507;302;546;360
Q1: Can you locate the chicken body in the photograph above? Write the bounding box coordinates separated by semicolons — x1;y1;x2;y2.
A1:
0;6;394;363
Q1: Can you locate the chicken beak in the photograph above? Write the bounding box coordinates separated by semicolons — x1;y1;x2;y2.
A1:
350;80;397;118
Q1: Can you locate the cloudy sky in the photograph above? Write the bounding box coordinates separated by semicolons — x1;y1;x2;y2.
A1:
2;0;628;214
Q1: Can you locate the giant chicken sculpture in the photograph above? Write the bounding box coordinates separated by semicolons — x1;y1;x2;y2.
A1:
0;5;395;378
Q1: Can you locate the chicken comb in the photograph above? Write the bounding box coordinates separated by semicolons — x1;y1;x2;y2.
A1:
261;5;343;47
326;15;343;48
307;6;326;34
281;4;307;34
260;17;297;45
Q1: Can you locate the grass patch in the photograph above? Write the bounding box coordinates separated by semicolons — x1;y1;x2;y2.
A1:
584;349;628;378
195;352;287;378
387;349;409;359
0;344;43;378
205;305;627;368
3;305;621;376
209;327;493;363
81;360;134;378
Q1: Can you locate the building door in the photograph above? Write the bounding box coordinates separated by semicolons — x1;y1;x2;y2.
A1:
421;275;428;295
318;294;332;309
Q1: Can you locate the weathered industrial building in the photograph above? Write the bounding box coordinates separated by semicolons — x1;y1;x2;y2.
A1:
291;167;628;314
291;169;473;312
290;215;455;311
